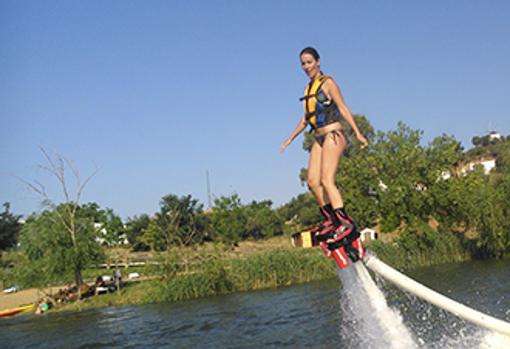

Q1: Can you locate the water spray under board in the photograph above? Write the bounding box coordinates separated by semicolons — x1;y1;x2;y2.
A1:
363;253;510;337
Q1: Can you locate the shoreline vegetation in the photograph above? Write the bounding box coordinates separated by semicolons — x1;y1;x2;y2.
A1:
57;246;335;313
21;228;483;314
56;222;500;313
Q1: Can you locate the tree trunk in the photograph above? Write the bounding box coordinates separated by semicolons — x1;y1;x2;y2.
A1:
75;268;83;299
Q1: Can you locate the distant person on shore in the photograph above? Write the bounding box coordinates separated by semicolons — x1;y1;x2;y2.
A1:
280;47;368;249
35;297;55;314
114;267;122;286
93;276;106;295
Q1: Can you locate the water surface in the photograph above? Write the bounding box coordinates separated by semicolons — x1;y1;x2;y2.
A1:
1;259;509;348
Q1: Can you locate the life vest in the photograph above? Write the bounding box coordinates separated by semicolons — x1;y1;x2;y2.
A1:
300;73;341;129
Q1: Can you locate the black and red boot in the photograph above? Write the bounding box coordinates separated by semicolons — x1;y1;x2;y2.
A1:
327;208;359;247
314;204;336;244
325;207;365;267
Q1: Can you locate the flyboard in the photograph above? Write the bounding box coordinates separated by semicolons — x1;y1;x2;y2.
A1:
291;225;365;269
363;254;510;337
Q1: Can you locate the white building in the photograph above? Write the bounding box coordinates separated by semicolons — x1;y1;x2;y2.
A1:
94;222;129;246
460;158;496;175
360;228;378;242
489;131;502;141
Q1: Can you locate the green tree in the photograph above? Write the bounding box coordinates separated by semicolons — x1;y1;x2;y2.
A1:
19;204;103;287
209;194;246;245
422;134;464;218
340;114;376;158
243;200;284;239
493;136;510;173
371;123;429;230
498;172;510;255
0;203;21;250
19;148;99;290
335;147;379;228
139;194;206;250
140;219;166;251
277;192;321;232
125;214;151;251
476;181;507;258
93;207;124;247
77;203;124;246
209;195;284;243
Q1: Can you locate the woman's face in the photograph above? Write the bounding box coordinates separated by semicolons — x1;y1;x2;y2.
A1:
300;53;320;79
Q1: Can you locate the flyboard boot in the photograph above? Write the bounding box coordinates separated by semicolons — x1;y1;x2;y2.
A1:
311;204;335;247
314;207;365;268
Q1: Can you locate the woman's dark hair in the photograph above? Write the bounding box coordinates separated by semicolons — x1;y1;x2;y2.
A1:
300;47;320;60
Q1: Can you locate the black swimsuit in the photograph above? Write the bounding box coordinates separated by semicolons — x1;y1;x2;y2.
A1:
314;128;349;147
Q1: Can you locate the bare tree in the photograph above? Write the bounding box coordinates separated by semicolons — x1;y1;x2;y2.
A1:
19;147;98;296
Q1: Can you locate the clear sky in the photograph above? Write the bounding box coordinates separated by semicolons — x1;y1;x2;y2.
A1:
1;1;509;219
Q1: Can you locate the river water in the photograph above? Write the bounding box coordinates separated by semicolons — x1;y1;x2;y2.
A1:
1;259;509;348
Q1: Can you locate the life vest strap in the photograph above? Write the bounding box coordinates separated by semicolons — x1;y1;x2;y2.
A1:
299;94;318;102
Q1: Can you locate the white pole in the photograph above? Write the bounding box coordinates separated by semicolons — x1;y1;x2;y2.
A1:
363;254;510;336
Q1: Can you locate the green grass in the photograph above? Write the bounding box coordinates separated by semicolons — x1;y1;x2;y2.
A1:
151;248;336;303
54;248;336;311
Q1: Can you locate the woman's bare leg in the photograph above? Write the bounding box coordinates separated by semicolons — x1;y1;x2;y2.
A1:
320;132;347;209
307;141;329;206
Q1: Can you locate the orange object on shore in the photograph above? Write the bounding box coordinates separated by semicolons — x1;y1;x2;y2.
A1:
0;304;34;318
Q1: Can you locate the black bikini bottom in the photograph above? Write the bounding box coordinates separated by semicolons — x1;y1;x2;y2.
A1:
314;129;349;147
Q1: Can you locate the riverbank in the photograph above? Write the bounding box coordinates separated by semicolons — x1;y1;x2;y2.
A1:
1;238;334;313
1;229;486;314
55;248;335;312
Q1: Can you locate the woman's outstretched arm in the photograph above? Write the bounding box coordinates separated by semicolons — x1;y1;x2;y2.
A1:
280;116;307;152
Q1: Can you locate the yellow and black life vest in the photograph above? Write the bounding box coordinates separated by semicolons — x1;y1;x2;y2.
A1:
299;73;341;129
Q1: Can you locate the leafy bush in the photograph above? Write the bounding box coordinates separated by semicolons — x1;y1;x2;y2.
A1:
369;223;470;270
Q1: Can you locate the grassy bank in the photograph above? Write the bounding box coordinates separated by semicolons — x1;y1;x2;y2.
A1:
31;229;482;313
56;248;335;312
54;280;161;312
152;248;335;303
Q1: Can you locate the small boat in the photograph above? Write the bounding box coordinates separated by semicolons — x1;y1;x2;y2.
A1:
0;304;34;318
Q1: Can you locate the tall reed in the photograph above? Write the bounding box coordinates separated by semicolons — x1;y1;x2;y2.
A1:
151;249;335;303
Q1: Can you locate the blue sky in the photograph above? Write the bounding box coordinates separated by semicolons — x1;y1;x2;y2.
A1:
1;1;509;219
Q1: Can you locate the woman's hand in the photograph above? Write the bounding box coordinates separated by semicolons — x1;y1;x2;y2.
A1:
280;138;292;152
356;133;368;148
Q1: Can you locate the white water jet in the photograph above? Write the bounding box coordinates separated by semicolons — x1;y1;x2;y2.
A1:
364;254;510;337
336;263;418;349
354;254;510;348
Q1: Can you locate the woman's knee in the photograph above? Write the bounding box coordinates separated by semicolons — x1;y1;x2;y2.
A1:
307;177;321;192
320;177;336;191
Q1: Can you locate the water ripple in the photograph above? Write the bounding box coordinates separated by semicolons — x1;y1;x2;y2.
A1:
1;259;509;348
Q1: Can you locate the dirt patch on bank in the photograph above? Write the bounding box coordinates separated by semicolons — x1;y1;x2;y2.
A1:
0;286;62;311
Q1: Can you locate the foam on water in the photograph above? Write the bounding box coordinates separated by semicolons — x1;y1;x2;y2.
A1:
337;258;510;348
337;262;418;349
480;331;510;349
